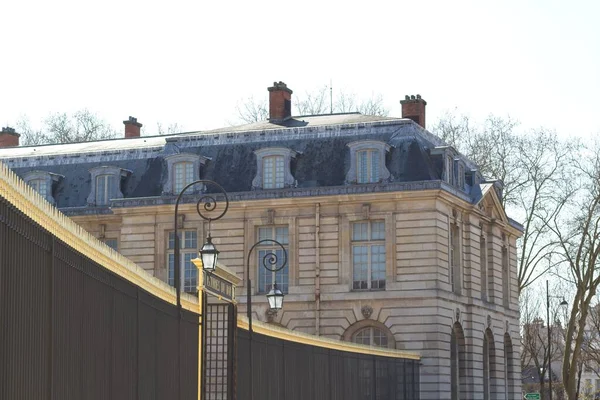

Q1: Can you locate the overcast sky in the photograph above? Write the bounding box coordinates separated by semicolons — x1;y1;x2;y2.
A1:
2;0;599;138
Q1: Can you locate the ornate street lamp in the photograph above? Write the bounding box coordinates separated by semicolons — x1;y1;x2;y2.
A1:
199;234;219;272
266;282;284;311
245;239;288;331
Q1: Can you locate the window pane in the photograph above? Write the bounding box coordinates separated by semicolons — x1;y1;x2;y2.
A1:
275;227;289;244
371;245;386;289
371;221;385;240
371;150;380;182
185;162;193;188
354;328;371;346
258;227;272;241
168;232;176;249
185;230;197;249
352;222;368;241
358;151;368;183
275;156;284;188
372;328;388;348
353;245;368;290
168;253;175;286
106;175;116;202
263;157;274;189
174;162;193;193
96;175;106;205
183;252;197;292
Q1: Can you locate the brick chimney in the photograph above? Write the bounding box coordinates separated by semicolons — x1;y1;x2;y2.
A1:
0;127;20;147
123;116;142;138
268;81;293;122
400;94;427;129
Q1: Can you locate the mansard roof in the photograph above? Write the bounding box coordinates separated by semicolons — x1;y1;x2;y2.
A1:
0;113;490;216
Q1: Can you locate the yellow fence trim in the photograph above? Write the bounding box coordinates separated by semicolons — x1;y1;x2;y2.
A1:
237;316;420;360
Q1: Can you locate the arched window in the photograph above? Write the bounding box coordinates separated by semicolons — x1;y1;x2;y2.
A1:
483;329;497;400
504;334;514;398
353;327;388;348
342;320;395;349
451;322;467;400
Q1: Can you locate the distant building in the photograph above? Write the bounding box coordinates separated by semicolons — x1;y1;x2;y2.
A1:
0;82;523;399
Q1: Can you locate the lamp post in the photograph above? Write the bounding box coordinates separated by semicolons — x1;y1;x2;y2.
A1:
245;239;287;400
546;279;568;400
173;179;229;400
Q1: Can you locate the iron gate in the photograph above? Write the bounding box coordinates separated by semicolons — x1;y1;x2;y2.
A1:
202;298;237;400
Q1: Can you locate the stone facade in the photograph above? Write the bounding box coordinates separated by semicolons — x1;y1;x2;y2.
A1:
0;87;523;398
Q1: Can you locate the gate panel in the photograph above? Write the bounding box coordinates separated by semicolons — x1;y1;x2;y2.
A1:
203;302;236;400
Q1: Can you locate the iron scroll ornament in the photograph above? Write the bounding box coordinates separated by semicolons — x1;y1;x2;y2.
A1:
246;239;288;332
174;180;229;309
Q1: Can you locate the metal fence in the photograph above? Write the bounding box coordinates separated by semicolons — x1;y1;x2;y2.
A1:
0;195;200;399
236;329;420;400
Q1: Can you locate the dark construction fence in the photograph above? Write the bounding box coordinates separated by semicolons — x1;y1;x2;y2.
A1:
0;195;200;399
237;329;420;400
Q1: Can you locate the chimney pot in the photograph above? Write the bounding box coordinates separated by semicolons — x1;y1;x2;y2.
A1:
268;81;293;122
0;126;20;147
400;94;427;129
123;116;143;138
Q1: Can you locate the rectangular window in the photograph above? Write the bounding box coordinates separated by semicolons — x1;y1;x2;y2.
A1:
103;238;118;251
263;156;285;189
357;150;380;183
256;226;289;293
167;230;198;293
502;246;509;307
29;179;48;198
480;236;487;301
352;221;386;290
96;174;116;205
173;162;194;194
446;156;454;184
450;223;461;294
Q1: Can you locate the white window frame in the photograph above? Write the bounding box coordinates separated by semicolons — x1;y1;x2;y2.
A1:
87;166;130;206
352;326;389;348
256;226;289;294
262;155;285;189
252;147;297;190
351;220;386;291
346;140;391;184
166;230;198;293
163;153;209;195
23;170;62;205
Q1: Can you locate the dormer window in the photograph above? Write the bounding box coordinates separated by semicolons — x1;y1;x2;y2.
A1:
96;174;117;205
174;161;194;193
87;166;131;207
252;148;297;190
357;149;380;183
23;170;63;205
346;140;391;184
163;153;209;195
263;155;285;189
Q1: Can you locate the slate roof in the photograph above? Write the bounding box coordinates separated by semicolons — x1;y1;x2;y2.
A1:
0;113;491;216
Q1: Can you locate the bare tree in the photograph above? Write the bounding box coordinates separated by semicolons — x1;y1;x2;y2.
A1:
234;86;388;124
235;96;269;124
156;122;184;135
431;114;575;293
16;110;117;145
552;143;600;400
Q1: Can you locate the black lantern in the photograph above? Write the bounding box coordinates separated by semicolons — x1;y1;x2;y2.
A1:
200;234;219;272
266;282;284;311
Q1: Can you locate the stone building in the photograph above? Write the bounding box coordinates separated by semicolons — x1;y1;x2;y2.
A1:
0;82;522;399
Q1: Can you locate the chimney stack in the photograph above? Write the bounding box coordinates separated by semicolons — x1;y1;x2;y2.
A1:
0;127;20;147
400;94;427;129
268;81;293;122
123;116;142;138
